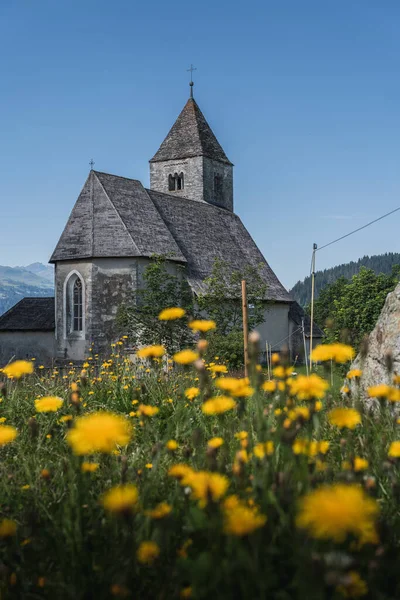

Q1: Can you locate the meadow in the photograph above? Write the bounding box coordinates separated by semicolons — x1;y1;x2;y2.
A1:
0;316;400;599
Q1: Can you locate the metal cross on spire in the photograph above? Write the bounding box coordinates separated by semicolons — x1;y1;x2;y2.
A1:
89;159;95;171
187;64;197;98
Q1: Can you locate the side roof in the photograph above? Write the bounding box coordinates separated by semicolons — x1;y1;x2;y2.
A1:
0;297;55;331
150;98;233;165
50;171;291;302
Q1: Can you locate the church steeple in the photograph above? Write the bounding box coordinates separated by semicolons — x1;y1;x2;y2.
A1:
149;97;233;211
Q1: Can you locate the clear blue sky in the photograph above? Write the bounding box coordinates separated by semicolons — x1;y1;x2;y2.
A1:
1;0;400;289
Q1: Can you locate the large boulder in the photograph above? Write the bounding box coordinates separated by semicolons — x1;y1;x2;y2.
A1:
351;282;400;396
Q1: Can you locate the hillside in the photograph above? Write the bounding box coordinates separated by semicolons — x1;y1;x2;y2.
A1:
290;252;400;306
0;264;54;316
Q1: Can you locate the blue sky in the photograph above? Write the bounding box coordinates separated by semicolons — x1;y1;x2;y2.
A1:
1;0;400;289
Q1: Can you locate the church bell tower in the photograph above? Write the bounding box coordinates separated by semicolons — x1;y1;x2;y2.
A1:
149;90;233;211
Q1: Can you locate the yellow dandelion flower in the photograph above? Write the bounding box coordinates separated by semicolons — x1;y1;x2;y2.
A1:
336;571;368;599
207;437;224;449
136;345;165;359
183;470;229;507
0;519;17;538
0;425;17;446
188;319;216;333
2;360;34;379
201;396;237;415
388;441;400;458
253;443;266;459
138;404;159;417
328;408;361;430
67;412;132;455
166;440;178;451
354;457;369;472
223;497;267;536
145;502;172;519
367;384;392;399
347;369;363;379
262;380;277;393
185;387;200;400
215;377;253;397
168;463;194;480
81;462;99;473
311;343;355;364
59;415;73;423
209;364;228;373
296;483;379;543
158;307;186;320
102;484;138;513
273;366;294;379
234;431;248;440
173;349;199;365
145;463;153;469
180;587;192;599
288;373;329;400
35;396;63;413
137;541;160;565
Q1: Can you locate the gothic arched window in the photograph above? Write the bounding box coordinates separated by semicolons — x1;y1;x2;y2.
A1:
168;174;175;191
177;172;184;190
168;173;184;192
73;278;83;332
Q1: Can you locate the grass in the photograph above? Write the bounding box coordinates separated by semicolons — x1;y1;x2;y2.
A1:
0;343;400;599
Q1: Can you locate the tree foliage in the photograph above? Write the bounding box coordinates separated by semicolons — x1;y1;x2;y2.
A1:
310;266;400;347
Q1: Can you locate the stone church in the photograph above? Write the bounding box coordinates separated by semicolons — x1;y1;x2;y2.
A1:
0;93;322;365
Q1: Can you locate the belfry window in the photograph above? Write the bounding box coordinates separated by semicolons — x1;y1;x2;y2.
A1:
168;172;184;191
73;278;83;331
168;174;175;191
214;174;223;203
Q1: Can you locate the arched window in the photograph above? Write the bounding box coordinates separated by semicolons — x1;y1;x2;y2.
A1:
168;173;184;192
73;278;83;331
63;271;85;338
177;172;184;190
168;174;175;191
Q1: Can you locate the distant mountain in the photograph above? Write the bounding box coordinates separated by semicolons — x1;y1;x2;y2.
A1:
0;263;54;316
290;253;400;307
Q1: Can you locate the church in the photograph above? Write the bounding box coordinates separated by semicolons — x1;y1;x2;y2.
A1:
0;90;321;365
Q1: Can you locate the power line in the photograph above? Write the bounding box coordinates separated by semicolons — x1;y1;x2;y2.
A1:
317;205;400;252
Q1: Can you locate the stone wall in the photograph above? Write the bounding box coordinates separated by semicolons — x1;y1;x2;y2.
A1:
202;157;233;211
0;331;56;367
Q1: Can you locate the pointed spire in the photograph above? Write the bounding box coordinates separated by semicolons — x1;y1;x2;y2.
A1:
187;64;196;99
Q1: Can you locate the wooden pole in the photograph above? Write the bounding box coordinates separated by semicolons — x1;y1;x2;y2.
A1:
302;319;309;375
309;243;317;370
241;279;249;378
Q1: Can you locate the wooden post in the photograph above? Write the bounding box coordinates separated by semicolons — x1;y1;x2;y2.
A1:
241;279;249;378
302;319;309;376
309;243;317;370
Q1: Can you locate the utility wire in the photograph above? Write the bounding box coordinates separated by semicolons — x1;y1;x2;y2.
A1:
317;205;400;252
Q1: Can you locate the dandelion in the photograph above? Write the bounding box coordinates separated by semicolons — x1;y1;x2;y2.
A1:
347;369;363;379
235;431;248;440
215;377;253;397
173;350;199;365
185;387;200;400
138;404;159;417
35;396;63;413
207;437;224;449
367;384;392;399
102;484;138;513
262;380;277;393
81;462;99;473
328;408;361;430
0;425;17;446
166;440;178;451
158;307;185;320
183;470;229;507
40;469;50;479
354;457;369;472
336;571;367;598
201;396;236;415
0;519;17;538
136;345;165;359
136;541;160;565
59;415;73;423
168;464;194;480
188;320;216;333
223;497;267;536
296;483;379;544
388;441;400;458
145;502;172;519
180;587;193;599
209;364;228;374
2;360;34;379
273;366;294;379
288;374;329;400
312;343;355;364
67;412;132;455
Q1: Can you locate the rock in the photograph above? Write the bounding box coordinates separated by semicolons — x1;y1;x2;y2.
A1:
351;282;400;397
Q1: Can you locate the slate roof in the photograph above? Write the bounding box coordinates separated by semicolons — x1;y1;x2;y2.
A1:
51;171;291;303
0;298;55;331
150;98;233;165
289;301;323;337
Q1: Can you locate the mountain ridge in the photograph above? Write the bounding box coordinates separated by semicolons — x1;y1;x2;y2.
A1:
0;263;54;317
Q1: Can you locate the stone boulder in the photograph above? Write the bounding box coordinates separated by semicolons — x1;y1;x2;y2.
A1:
351;282;400;396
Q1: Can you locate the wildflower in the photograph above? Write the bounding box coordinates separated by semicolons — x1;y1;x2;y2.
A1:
288;374;329;400
341;385;350;394
2;360;34;379
367;384;392;399
168;463;194;480
253;443;266;459
0;519;17;538
262;380;277;393
188;319;216;333
59;415;73;423
0;425;17;446
336;571;368;598
158;307;185;320
354;457;369;472
388;441;400;458
202;396;237;415
0;417;5;423
209;364;228;373
138;404;159;417
40;468;50;479
67;412;132;455
145;502;172;519
312;343;355;364
208;437;224;449
173;349;199;365
328;408;361;430
166;440;178;451
180;587;193;599
81;462;99;473
296;483;379;544
347;369;363;379
136;345;165;359
35;396;63;413
223;497;267;536
145;463;153;469
137;541;160;565
273;366;294;379
102;484;138;513
185;387;200;400
235;431;248;440
184;470;229;507
288;406;311;421
215;377;253;397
